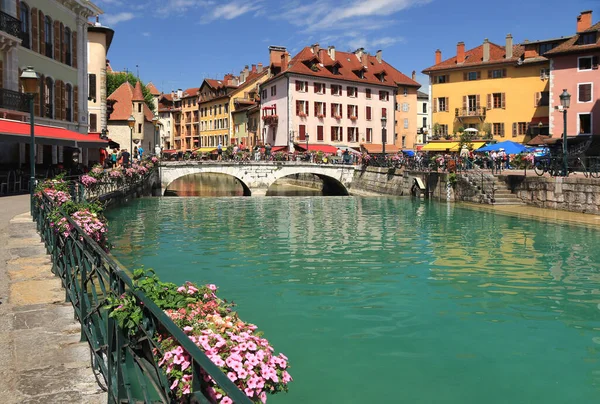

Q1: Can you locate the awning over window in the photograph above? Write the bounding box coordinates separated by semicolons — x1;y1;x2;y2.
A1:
530;117;549;125
421;142;459;152
361;143;400;154
0;119;109;148
194;147;216;153
450;141;487;151
295;144;339;153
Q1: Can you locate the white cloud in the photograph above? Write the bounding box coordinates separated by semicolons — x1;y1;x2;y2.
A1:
156;0;214;15
103;12;135;26
142;32;151;37
201;1;264;23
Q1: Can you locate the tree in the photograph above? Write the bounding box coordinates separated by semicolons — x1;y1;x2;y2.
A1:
482;123;493;140
107;72;156;113
432;123;441;140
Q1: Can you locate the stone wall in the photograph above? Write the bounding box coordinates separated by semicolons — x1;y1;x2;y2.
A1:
501;175;600;214
101;169;160;210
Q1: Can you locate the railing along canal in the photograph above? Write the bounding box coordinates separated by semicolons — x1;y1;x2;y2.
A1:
31;168;253;404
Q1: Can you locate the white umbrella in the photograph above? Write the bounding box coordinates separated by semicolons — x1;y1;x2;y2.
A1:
464;128;479;133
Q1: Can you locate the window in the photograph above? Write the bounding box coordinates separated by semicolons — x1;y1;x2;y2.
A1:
314;102;326;117
219;105;222;114
65;83;73;121
539;42;557;54
439;124;448;137
295;80;308;92
403;118;409;129
314;82;325;94
422;102;427;113
347;105;358;119
578;56;598;71
19;2;30;49
465;71;480;81
489;69;506;79
366;128;372;143
466;95;478;113
356;69;365;79
347;86;358;97
64;27;71;65
579;113;592;135
317;125;324;141
578;83;593;102
492;93;505;109
422;117;427;128
296;100;308;116
365;88;371;99
138;103;142;113
379;91;389;101
382;107;387;118
436;75;449;84
44;77;53;118
376;72;386;83
44;16;53;58
401;103;409;112
271;86;276;96
403;87;408;96
366;106;372;120
138;123;142;133
89;114;97;132
577;33;597;45
437;97;448;112
402;136;406;148
513;122;527;137
347;127;358;143
493;123;505;137
331;127;343;142
331;103;342;118
540;68;550;79
261;89;267;99
539;91;549;106
88;74;96;101
224;104;228;113
331;85;342;96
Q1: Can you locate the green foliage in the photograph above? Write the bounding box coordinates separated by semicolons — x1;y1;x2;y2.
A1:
448;173;458;188
106;72;156;112
35;173;69;194
432;123;441;140
132;269;197;311
482;123;493;140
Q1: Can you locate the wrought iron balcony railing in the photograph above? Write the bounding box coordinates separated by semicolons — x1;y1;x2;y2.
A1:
0;11;20;38
455;107;486;118
0;88;29;113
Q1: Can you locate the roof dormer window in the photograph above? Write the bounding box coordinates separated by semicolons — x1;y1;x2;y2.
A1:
355;68;366;79
376;72;386;82
577;33;597;45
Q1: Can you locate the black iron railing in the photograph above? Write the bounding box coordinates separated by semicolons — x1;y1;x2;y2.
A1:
31;172;252;404
0;11;20;37
0;88;29;112
455;107;486;117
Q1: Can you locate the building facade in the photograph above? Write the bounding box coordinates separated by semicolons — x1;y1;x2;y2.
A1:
416;90;429;145
394;74;419;150
179;87;199;150
547;10;600;137
157;92;175;150
228;64;267;147
423;34;569;143
259;45;418;153
87;17;113;134
198;76;237;148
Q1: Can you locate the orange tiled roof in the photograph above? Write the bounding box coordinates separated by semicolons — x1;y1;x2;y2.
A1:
545;22;600;55
107;82;153;122
146;82;160;96
422;42;526;73
265;47;419;88
132;81;144;101
181;87;199;98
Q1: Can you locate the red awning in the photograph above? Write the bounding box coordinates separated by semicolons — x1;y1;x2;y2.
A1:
295;144;339;153
530;117;549;125
0;119;108;147
270;146;288;152
262;106;276;110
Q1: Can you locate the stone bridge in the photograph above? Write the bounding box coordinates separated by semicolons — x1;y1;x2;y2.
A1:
159;161;357;196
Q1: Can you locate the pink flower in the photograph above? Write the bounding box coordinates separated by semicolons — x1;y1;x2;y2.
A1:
181;360;191;371
220;397;233;404
237;368;248;379
207;284;217;291
177;286;186;293
227;372;237;382
170;379;179;390
260;391;267;403
244;387;255;397
282;371;292;383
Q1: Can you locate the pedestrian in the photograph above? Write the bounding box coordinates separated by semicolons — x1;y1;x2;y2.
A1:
336;148;343;164
121;148;131;168
138;145;144;161
110;149;118;168
265;143;272;160
133;146;139;161
154;144;161;157
217;142;223;161
254;145;260;161
342;149;350;165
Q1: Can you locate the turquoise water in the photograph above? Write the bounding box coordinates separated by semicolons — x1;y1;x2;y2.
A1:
107;197;600;403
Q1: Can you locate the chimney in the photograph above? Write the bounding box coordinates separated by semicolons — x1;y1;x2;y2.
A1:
312;43;320;55
435;49;442;64
328;46;336;61
355;47;364;59
269;46;287;67
280;52;289;69
577;10;593;32
251;64;257;73
456;42;465;64
482;38;490;62
412;70;416;81
376;49;382;64
257;62;263;72
176;89;182;98
505;34;513;59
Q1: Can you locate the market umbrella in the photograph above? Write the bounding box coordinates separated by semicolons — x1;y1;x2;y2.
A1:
478;140;529;154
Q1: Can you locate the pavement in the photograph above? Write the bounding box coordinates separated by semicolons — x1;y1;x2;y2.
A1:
0;195;107;403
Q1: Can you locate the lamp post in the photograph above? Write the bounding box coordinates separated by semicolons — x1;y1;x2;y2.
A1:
152;113;159;150
127;115;135;166
305;132;309;153
20;66;39;212
100;128;108;139
559;89;571;176
381;115;387;158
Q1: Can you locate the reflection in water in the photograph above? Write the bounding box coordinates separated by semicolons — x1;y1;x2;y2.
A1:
108;198;600;404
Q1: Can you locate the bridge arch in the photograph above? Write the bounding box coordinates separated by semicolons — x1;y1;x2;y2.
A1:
161;168;252;196
269;171;349;196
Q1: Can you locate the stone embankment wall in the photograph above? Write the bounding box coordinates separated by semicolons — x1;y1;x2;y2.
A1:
501;175;600;214
100;169;160;208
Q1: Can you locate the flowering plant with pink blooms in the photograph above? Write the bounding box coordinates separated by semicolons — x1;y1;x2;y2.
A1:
151;156;158;164
105;270;292;403
88;164;106;180
80;174;98;188
47;200;110;250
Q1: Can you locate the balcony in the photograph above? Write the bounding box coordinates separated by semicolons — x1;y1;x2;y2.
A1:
455;107;486;120
0;11;20;38
262;115;278;125
0;88;29;113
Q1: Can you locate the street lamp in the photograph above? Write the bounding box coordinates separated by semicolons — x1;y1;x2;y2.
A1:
152;113;159;152
381;115;388;157
559;89;571;176
100;128;109;139
305;132;309;154
20;66;38;211
127;115;135;166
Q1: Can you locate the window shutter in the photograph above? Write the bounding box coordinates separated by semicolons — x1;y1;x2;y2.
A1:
501;123;505;137
54;80;60;119
54;20;60;60
433;98;437;113
60;81;66;120
305;101;308;115
299;124;305;141
37;75;44;117
0;61;3;89
331;127;335;141
477;71;481;80
74;85;78;123
60;23;65;63
331;103;334;116
72;31;77;69
347;104;351;118
296;101;300;116
512;123;517;137
487;70;492;79
31;8;38;52
314;101;317;116
501;93;506;109
592;56;599;69
323;102;326;117
476;94;480;109
382;107;387;118
39;11;45;56
317;125;323;141
463;72;468;81
502;69;507;77
339;127;343;141
314;83;318;93
462;96;467;110
487;94;492;109
534;92;540;107
296;81;301;91
366;106;371;120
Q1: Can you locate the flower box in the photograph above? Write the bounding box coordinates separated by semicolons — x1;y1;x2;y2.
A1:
317;113;325;119
298;112;307;118
350;116;358;121
333;115;341;120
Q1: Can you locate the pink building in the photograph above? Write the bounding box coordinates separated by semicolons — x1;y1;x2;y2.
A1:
259;45;419;153
547;10;600;137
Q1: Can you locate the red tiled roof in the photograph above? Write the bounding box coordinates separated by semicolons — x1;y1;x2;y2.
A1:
0;119;108;147
266;47;419;88
545;22;600;55
181;87;199;98
422;42;526;73
107;82;154;122
132;81;144;101
146;82;160;96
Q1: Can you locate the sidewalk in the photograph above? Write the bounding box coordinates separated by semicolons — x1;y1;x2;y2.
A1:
0;195;106;403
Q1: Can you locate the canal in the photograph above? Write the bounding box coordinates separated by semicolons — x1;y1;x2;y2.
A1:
107;174;600;403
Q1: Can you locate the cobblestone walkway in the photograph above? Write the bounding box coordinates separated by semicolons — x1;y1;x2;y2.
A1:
0;195;107;403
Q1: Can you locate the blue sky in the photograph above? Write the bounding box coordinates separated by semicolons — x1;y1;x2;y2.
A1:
96;0;599;94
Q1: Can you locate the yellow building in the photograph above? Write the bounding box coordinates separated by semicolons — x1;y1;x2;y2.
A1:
179;87;199;151
198;75;238;148
422;35;568;143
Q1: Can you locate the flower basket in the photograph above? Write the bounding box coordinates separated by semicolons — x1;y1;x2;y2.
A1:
317;114;325;119
350;116;357;121
333;115;341;120
298;112;307;118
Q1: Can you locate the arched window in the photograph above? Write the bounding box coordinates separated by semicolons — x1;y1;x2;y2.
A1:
19;2;30;49
65;84;73;122
64;27;71;65
44;77;54;119
44;16;52;58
